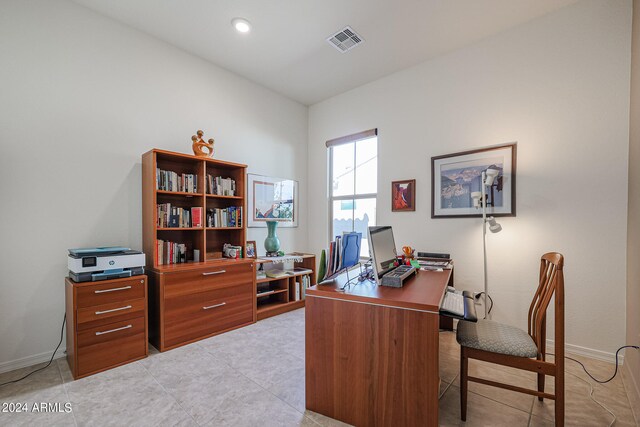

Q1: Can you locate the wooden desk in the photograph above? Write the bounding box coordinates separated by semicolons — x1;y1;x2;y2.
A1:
305;269;451;426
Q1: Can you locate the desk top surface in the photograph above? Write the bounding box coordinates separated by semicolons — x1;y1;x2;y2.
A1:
306;268;450;313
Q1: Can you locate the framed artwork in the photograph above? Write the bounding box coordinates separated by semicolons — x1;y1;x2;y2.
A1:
431;143;516;218
392;179;416;212
247;173;298;227
245;241;257;259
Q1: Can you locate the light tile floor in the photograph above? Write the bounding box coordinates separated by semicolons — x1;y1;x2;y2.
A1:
0;308;636;426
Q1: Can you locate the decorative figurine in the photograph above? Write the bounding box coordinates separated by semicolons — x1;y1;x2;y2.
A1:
191;129;215;158
402;245;415;265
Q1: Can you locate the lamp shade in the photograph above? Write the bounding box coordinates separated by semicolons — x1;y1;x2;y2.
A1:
484;168;499;186
487;217;502;233
470;191;482;208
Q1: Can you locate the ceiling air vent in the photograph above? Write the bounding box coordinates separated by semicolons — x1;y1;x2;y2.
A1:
326;26;364;53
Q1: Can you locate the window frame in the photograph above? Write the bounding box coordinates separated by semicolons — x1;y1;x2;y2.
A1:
327;129;378;250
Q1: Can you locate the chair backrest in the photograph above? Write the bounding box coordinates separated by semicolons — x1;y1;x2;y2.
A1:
527;252;564;356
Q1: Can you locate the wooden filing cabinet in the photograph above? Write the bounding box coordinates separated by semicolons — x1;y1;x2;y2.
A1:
148;259;255;352
65;275;148;379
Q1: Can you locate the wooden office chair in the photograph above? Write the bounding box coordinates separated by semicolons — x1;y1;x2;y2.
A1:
456;252;564;426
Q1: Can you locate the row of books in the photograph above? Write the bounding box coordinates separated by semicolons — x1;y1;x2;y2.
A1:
207;207;242;228
156;239;187;265
207;175;236;196
156;168;198;193
157;204;203;228
292;274;311;301
319;232;362;281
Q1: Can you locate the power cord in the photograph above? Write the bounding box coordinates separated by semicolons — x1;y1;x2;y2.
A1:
474;291;493;316
549;345;640;427
0;313;66;388
550;345;640;384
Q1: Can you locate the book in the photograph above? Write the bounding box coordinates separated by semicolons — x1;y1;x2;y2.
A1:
156;239;188;265
156;168;198;193
206;175;236;196
266;270;291;279
191;207;202;228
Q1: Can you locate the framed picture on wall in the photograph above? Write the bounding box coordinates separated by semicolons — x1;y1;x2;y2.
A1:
392;179;416;211
247;173;298;227
431;143;516;218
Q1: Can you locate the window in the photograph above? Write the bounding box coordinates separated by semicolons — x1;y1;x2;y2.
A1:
327;129;377;258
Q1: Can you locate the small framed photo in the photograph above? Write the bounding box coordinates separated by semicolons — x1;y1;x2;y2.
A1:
245;241;257;259
392;179;416;212
431;143;516;218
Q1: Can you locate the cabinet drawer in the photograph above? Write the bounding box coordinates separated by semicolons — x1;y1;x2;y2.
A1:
164;283;253;348
164;280;253;322
76;277;146;308
163;263;254;298
76;316;146;376
76;297;146;331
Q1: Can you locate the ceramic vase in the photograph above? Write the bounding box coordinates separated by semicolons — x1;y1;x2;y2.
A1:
264;220;281;253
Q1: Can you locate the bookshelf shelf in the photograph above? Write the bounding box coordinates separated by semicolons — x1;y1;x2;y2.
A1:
157;190;203;197
206;194;243;200
255;254;316;321
256;288;288;298
257;300;305;317
206;227;243;230
156;227;204;231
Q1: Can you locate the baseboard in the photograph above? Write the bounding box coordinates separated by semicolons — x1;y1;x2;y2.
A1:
546;339;622;364
0;348;66;375
622;362;640;424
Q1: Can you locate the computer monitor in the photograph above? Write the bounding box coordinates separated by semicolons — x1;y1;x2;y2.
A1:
368;226;399;282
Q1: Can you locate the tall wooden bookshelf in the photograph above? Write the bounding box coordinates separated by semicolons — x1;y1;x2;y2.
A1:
142;149;247;267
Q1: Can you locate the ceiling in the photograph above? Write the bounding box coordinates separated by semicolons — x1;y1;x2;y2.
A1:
72;0;580;106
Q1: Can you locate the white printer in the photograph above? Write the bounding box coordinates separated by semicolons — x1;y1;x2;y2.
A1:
68;246;145;282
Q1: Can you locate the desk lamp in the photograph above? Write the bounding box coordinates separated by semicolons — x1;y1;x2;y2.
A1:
470;168;502;319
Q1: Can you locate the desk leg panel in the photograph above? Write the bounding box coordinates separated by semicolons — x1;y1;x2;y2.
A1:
305;296;439;426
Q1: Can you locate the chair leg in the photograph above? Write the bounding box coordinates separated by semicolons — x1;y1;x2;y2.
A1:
555;370;564;427
537;373;545;402
460;346;468;421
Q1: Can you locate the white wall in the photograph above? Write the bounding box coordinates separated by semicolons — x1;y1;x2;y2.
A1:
624;0;640;419
0;0;308;370
308;0;631;356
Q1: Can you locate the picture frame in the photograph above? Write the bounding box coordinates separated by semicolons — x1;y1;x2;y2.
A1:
431;143;516;218
392;179;416;212
247;173;298;227
245;241;257;259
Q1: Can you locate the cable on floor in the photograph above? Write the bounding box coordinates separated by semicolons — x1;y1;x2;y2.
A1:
566;370;616;427
0;313;66;388
565;345;639;384
548;345;640;427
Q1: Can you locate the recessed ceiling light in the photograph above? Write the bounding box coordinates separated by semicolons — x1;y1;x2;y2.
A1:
231;18;251;33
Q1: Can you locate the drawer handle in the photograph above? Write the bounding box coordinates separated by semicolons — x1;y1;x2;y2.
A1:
94;285;132;294
203;302;226;310
202;270;226;276
95;305;132;315
95;324;132;336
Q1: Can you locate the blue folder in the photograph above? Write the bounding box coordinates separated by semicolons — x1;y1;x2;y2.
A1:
340;232;362;270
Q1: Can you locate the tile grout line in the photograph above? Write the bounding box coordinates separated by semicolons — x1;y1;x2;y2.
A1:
197;329;322;426
139;361;202;427
55;359;79;427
